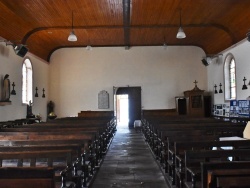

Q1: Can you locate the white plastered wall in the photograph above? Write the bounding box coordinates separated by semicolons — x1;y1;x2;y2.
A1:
0;43;49;122
49;46;207;117
207;40;250;105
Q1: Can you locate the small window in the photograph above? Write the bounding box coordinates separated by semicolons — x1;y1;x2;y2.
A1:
22;58;33;104
229;59;236;99
224;54;236;100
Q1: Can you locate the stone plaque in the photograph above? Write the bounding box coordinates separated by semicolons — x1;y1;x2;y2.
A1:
98;90;109;109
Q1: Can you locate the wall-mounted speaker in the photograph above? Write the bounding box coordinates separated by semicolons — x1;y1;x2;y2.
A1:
201;58;209;66
14;44;28;57
247;32;250;42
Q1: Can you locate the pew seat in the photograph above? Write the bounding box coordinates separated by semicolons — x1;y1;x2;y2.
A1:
0;167;56;188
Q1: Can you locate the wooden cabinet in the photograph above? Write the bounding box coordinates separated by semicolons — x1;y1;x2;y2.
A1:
184;85;205;117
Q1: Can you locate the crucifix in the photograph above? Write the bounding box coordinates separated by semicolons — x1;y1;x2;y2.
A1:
194;80;198;87
42;88;45;98
214;84;218;94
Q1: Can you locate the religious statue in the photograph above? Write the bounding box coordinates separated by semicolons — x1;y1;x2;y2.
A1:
48;100;54;114
47;101;57;119
2;74;10;102
26;100;35;118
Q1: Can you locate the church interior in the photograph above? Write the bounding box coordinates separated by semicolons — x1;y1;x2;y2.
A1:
0;1;250;187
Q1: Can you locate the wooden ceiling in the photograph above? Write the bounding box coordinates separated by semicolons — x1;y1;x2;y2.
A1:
0;0;250;62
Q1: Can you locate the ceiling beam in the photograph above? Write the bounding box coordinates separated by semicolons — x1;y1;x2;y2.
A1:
123;0;130;49
21;23;235;45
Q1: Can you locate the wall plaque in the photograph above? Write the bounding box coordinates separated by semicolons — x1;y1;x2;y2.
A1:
98;90;109;109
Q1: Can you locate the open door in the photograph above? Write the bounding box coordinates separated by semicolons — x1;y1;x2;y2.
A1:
114;86;141;128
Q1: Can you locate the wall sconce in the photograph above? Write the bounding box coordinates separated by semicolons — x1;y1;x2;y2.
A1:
219;83;223;93
214;84;218;94
10;82;16;95
242;77;248;90
42;88;45;98
35;87;38;97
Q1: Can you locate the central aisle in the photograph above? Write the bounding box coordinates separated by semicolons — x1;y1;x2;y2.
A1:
91;125;169;188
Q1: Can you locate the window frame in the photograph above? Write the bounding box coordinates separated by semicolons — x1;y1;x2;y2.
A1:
224;53;236;101
22;58;33;105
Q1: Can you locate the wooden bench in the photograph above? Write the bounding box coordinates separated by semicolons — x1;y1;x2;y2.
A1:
183;149;250;188
173;140;250;187
0;140;99;187
0;116;116;188
143;119;245;160
201;161;250;188
165;134;218;185
77;110;114;118
0;167;57;188
0;149;72;168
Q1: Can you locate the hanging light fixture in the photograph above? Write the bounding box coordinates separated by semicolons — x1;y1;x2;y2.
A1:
176;9;186;39
68;11;77;42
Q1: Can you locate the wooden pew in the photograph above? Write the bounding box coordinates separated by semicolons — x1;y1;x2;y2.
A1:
0;131;102;172
143;119;245;145
143;119;245;161
0;150;78;188
183;149;250;188
0;145;82;161
142;115;248;188
0;128;110;158
77;110;114;118
165;134;218;186
0;131;96;140
201;161;250;188
0;149;72;168
0;140;99;187
156;132;218;185
0;167;56;188
142;116;246;162
173;140;250;188
0;116;116;188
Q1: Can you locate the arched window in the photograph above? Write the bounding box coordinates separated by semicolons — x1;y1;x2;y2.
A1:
22;58;33;104
224;54;236;100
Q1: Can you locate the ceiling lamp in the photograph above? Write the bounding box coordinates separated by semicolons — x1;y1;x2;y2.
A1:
176;9;186;39
68;11;77;42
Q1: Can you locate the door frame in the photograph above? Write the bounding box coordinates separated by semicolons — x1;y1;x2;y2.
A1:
113;86;141;128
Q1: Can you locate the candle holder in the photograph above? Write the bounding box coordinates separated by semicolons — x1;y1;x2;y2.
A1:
219;83;223;93
35;87;38;97
242;77;248;90
214;84;218;94
42;88;45;98
11;82;16;95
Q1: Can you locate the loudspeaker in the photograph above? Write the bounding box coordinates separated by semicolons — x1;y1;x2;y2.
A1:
201;58;209;66
14;44;28;57
247;32;250;42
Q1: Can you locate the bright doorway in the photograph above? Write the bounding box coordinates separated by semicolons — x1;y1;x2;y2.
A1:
116;94;129;127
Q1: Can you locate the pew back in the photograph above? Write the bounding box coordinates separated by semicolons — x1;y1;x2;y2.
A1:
0;167;55;188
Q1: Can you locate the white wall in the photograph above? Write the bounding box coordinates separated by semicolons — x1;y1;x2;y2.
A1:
0;43;49;122
207;40;250;105
49;46;207;117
